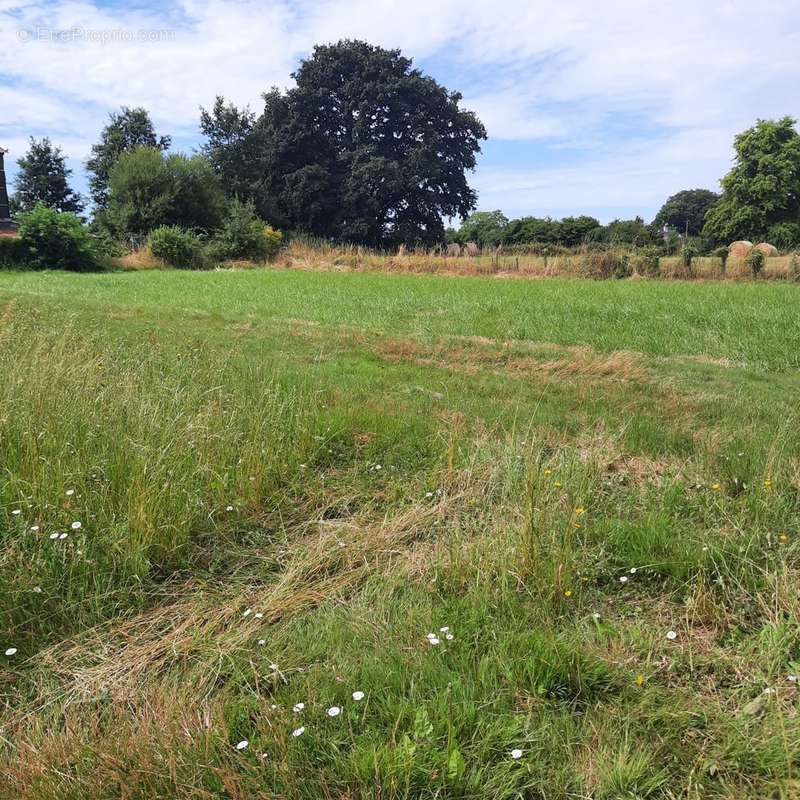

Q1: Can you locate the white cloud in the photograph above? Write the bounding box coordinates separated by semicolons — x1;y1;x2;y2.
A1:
1;0;798;219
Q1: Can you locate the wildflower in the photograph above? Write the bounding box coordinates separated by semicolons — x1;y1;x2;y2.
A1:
58;533;68;540
666;630;677;641
544;469;552;476
291;727;305;737
236;740;249;750
226;505;234;512
764;479;772;489
619;576;628;584
12;509;21;516
5;647;17;657
33;586;42;593
592;612;601;620
258;640;266;647
445;633;454;641
564;590;573;598
268;662;277;669
629;568;637;574
711;483;721;491
327;706;341;717
511;748;523;760
255;612;264;619
243;609;252;617
352;691;365;701
427;636;440;645
788;675;797;682
779;533;789;544
554;481;562;488
66;489;75;496
636;674;645;686
71;521;81;530
293;702;305;713
49;532;59;540
702;545;709;552
30;525;39;532
439;626;450;633
574;507;585;516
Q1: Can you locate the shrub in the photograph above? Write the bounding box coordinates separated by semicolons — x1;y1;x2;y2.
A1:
0;236;30;269
17;204;99;271
746;248;765;278
634;247;660;278
580;250;630;280
681;241;698;273
767;222;800;251
207;201;283;263
149;225;206;269
714;246;729;277
789;253;800;282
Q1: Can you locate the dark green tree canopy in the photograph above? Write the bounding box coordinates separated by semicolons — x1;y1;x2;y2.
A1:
454;210;508;247
201;40;486;246
107;147;225;239
87;107;171;208
651;189;719;237
14;137;84;214
703;117;800;244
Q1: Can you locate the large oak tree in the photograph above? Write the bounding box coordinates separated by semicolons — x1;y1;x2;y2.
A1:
201;40;487;246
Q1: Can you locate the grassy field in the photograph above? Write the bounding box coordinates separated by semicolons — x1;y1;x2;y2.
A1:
1;268;800;799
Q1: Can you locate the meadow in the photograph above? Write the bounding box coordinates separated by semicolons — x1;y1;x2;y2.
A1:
1;267;800;799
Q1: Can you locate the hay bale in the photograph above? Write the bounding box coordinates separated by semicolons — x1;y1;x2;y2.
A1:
464;242;479;256
446;243;461;257
728;241;753;259
754;242;778;257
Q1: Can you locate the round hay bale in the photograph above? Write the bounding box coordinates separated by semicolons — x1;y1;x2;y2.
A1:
464;242;479;256
754;242;778;257
728;240;753;259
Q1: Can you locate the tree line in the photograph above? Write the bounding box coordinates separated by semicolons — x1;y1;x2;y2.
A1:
7;39;800;255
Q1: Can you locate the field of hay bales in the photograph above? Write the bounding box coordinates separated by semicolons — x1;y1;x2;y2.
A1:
2;267;800;799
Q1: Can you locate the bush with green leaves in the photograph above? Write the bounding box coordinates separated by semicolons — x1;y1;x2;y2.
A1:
714;246;729;277
149;225;206;269
17;203;99;271
767;222;800;250
681;240;698;273
0;236;30;269
746;248;765;278
634;247;660;277
208;201;283;262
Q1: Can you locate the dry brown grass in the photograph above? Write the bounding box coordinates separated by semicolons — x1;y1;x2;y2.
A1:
273;242;800;282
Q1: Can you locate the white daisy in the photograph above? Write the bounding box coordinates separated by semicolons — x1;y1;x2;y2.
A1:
268;662;278;670
439;626;450;633
291;726;305;737
30;525;39;532
257;640;266;647
66;489;75;496
12;509;21;516
428;636;440;646
58;533;68;540
226;506;234;512
511;748;523;760
352;691;365;701
592;613;601;620
293;702;305;713
243;609;252;617
629;567;637;574
255;612;263;619
666;630;677;641
619;576;628;583
236;740;249;750
49;532;59;540
445;633;454;641
327;706;341;717
5;647;17;657
71;521;81;530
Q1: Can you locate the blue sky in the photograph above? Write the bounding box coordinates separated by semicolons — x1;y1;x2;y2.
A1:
1;0;799;223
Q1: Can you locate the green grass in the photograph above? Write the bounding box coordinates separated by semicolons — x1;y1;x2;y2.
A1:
1;268;800;799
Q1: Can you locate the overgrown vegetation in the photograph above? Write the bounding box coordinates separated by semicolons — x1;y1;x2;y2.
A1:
1;268;800;798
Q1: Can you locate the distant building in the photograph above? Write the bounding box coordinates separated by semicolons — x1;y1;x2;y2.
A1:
0;147;19;236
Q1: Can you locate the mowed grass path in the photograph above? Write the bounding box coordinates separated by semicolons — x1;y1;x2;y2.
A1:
2;268;800;368
1;268;800;800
